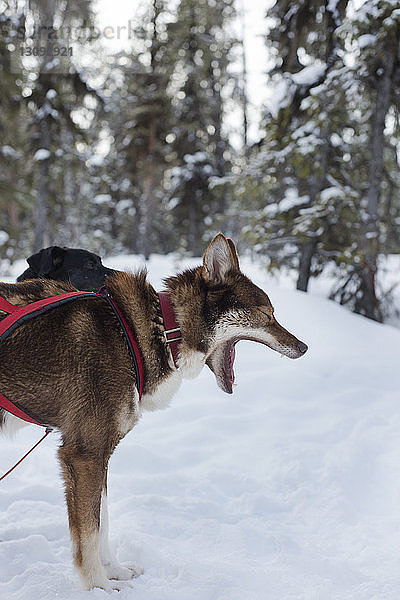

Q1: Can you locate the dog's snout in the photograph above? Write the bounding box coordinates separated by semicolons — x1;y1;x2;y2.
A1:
297;341;308;355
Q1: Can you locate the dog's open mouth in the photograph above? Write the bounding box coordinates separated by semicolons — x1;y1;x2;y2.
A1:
224;340;236;393
206;337;243;395
206;332;308;394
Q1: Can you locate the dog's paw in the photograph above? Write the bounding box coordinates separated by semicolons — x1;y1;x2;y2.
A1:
104;560;143;581
83;575;134;592
106;579;134;592
121;561;144;579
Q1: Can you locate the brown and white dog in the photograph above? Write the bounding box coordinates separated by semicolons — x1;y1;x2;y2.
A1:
0;234;307;590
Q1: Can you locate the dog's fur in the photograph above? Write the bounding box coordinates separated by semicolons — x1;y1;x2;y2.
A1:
0;234;307;590
17;246;116;291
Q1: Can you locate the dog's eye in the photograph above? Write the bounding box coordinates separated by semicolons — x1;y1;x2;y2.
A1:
257;306;272;321
84;260;96;269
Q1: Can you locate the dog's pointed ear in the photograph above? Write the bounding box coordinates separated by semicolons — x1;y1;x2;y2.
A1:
202;233;240;284
226;238;240;270
27;246;66;277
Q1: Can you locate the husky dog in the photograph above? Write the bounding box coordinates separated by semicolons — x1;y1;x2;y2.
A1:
0;234;307;590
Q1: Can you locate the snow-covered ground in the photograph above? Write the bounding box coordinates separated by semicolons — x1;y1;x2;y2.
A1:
1;253;400;600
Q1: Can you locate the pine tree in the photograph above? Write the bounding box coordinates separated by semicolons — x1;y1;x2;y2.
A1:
326;1;400;321
2;0;102;252
349;1;400;320
166;0;236;255
0;7;32;260
239;0;350;286
99;1;176;259
236;0;400;322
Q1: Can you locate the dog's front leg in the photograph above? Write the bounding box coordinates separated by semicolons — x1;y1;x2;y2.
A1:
58;444;128;591
99;472;143;581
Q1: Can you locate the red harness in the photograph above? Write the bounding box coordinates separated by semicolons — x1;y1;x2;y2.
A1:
0;291;145;427
0;289;182;481
0;290;182;428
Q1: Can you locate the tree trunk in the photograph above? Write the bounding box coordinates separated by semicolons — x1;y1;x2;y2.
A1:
8;201;19;234
358;43;396;321
63;129;78;246
206;8;226;217
34;118;50;251
296;239;317;291
33;0;56;252
296;122;331;292
238;0;249;156
141;116;156;261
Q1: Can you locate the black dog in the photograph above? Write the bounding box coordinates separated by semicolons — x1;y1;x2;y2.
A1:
17;246;116;292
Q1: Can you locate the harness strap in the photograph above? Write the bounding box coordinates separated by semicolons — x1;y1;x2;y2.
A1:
0;428;51;482
0;290;145;482
0;296;21;313
0;393;43;426
0;290;144;427
0;292;99;428
100;292;144;399
158;292;182;368
0;291;97;341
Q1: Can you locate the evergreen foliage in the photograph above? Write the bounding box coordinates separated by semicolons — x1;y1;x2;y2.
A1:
165;0;236;255
238;0;400;321
0;0;399;322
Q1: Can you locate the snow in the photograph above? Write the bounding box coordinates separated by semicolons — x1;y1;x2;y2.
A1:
88;154;106;167
184;152;208;164
358;34;376;49
291;63;326;86
94;194;112;205
1;146;18;158
263;189;309;217
36;103;59;120
2;253;400;599
265;78;290;118
43;58;60;72
170;153;213;187
0;231;9;246
278;189;309;212
46;89;57;100
327;0;339;12
33;149;51;162
320;186;345;202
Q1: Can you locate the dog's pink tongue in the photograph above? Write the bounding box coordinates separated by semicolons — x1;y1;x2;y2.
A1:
222;342;237;394
228;343;236;386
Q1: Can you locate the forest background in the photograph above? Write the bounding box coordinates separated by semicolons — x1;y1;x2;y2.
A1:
0;0;399;323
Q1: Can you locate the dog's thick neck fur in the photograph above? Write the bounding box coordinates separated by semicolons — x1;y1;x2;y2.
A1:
104;268;208;411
